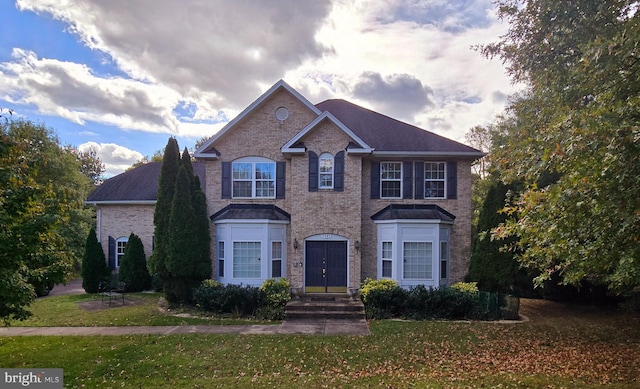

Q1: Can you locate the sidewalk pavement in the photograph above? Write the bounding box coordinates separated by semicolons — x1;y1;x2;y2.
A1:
24;278;370;336
0;319;370;336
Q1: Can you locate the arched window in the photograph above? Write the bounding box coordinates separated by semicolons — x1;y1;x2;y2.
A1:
319;153;334;189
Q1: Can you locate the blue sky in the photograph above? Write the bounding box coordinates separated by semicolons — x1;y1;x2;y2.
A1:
0;0;520;176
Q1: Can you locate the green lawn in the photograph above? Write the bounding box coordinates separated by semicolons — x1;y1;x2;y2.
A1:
1;297;639;388
11;293;274;327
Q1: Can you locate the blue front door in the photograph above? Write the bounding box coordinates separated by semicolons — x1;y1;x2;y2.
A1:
305;241;347;293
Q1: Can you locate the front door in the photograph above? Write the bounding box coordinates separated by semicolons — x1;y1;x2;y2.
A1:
305;241;347;293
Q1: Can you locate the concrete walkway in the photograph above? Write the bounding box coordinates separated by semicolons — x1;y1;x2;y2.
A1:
0;319;370;336
18;278;370;336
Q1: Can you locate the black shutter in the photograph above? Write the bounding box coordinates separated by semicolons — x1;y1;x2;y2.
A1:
221;162;231;199
370;161;380;199
108;236;116;270
402;161;413;199
414;161;424;199
308;151;318;192
334;151;344;192
447;161;457;199
276;161;286;199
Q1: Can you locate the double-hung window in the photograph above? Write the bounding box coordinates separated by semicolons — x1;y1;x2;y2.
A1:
218;241;225;278
232;158;275;198
116;237;128;268
381;241;393;278
424;162;446;198
271;241;283;278
319;153;334;189
381;162;402;198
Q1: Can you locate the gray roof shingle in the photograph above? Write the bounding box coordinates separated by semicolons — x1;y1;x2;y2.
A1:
86;161;206;203
316;99;482;155
210;204;291;221
370;204;456;222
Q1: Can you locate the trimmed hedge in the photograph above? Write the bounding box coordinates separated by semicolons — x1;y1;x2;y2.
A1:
192;278;291;320
361;279;507;320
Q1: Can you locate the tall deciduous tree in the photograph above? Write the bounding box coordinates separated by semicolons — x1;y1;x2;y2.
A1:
1;118;93;322
118;233;152;292
483;0;640;293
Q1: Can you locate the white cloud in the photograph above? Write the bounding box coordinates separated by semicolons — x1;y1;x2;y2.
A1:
4;0;523;154
16;0;333;108
78;141;144;177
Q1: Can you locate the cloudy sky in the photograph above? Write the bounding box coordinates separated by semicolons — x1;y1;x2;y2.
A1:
0;0;520;176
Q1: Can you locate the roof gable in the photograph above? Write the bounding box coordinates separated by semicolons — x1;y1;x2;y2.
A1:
316;99;484;158
281;111;373;154
86;161;206;204
195;79;321;159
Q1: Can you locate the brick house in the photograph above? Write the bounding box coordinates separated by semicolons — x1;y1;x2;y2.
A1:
87;80;483;292
85;161;206;269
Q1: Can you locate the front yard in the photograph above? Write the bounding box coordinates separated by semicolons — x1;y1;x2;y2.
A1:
1;295;639;388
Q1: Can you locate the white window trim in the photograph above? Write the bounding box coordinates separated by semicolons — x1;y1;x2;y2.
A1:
381;241;393;278
115;237;128;268
402;240;433;280
271;240;283;278
440;240;449;280
217;241;225;278
213;220;288;286
319;153;334;189
232;241;262;279
232;157;276;199
424;162;446;199
380;161;403;199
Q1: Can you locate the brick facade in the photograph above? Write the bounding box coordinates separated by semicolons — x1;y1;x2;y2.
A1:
96;204;155;260
92;80;478;289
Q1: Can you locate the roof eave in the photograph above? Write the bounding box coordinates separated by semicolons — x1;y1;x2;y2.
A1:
85;200;157;206
371;151;486;159
194;152;220;159
373;219;455;225
346;147;374;154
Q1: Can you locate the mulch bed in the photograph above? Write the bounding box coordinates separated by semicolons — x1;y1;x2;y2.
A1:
77;296;144;311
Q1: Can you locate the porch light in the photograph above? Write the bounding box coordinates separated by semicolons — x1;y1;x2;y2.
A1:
293;238;298;250
355;240;360;251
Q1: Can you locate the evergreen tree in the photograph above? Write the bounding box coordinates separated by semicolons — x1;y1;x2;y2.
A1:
181;147;197;192
165;165;199;302
148;137;180;286
81;228;109;294
192;187;212;280
467;180;536;294
118;233;152;292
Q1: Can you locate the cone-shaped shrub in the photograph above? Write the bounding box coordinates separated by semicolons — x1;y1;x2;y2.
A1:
118;233;152;292
81;228;109;293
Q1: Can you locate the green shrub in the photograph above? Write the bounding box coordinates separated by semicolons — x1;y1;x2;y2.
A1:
361;279;490;320
118;233;152;292
360;278;399;304
450;282;479;294
358;279;402;319
81;228;110;294
192;281;265;316
257;278;290;320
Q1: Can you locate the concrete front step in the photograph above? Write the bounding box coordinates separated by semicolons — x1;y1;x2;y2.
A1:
285;294;366;321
